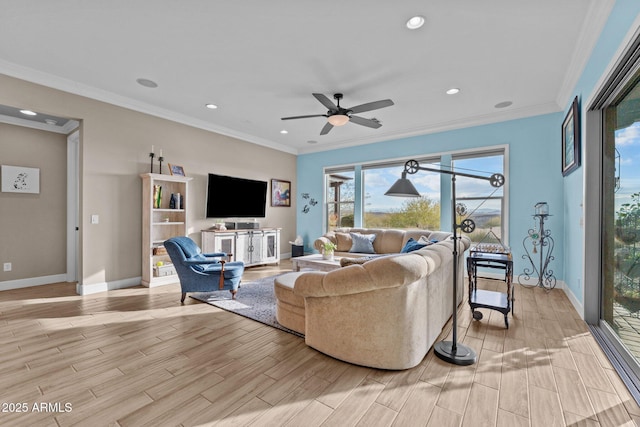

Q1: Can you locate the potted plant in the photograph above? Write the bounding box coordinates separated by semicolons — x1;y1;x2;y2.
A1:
323;241;337;261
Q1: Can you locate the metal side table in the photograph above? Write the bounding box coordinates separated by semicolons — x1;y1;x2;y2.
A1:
467;252;514;329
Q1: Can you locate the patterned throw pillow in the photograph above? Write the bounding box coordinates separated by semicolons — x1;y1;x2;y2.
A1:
349;233;376;254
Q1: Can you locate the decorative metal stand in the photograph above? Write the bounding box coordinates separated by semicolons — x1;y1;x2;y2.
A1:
518;211;556;290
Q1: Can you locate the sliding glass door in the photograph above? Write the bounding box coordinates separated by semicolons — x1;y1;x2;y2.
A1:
602;74;640;366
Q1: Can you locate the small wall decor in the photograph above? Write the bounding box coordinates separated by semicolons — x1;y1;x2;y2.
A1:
168;164;185;176
271;179;291;207
1;165;40;194
301;192;318;214
561;96;580;176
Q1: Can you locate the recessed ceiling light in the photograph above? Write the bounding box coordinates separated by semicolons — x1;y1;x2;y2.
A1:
45;119;58;125
280;130;288;134
406;16;425;30
205;103;218;109
494;101;513;108
446;88;460;95
136;78;158;88
19;109;37;116
307;140;318;144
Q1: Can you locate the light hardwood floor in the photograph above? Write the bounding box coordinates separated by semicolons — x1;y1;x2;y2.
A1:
2;260;640;426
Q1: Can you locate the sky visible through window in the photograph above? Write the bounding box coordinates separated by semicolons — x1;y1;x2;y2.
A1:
615;121;640;212
364;156;503;213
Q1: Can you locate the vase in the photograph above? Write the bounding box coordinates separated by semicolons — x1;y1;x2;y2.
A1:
323;252;334;261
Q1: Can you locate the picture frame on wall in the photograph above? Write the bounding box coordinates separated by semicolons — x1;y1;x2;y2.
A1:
168;164;185;176
1;165;40;194
271;179;291;207
561;96;581;176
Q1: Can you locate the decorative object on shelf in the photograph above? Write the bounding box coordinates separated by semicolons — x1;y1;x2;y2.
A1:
386;159;505;366
158;149;164;175
149;145;155;173
271;179;291;207
153;185;162;209
518;202;556;290
562;96;581;176
169;164;185;176
322;241;336;261
1;165;40;194
169;193;181;209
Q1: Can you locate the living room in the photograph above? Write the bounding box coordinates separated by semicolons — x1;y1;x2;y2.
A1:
2;1;640;425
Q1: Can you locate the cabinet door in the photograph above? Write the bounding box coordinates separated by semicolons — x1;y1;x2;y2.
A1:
263;231;279;263
249;231;263;264
214;234;235;262
235;232;250;264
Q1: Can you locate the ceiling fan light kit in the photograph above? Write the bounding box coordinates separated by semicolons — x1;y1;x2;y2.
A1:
281;92;394;135
327;114;349;126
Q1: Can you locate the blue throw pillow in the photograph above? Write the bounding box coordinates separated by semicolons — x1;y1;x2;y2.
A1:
349;233;376;254
401;238;428;253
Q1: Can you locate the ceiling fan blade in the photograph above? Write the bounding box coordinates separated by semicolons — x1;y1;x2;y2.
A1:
349;99;394;114
281;114;328;120
313;93;338;111
349;115;382;129
320;122;334;135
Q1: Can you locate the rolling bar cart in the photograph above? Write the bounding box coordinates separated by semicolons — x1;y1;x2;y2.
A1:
467;251;513;328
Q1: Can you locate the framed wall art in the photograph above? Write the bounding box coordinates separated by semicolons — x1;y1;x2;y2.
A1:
562;96;581;176
168;164;185;176
271;179;291;207
1;165;40;194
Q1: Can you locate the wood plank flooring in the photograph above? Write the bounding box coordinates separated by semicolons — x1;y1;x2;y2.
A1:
1;260;640;426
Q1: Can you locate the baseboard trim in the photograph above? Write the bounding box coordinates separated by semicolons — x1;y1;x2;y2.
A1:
76;276;142;295
0;274;68;291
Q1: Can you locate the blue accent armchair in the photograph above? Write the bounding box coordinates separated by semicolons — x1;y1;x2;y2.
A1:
164;236;245;303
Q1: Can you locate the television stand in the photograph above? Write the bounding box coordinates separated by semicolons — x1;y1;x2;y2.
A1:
201;228;280;267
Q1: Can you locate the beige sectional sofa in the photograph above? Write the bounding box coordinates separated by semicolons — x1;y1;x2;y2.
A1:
295;228;470;370
314;227;455;257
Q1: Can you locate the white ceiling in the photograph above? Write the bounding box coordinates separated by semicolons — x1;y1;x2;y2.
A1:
0;1;614;154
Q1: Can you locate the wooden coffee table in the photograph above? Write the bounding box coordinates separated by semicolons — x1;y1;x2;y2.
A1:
291;254;342;272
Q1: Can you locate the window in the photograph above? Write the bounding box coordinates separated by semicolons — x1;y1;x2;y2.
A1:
325;168;355;231
453;151;505;244
323;149;506;237
363;160;440;229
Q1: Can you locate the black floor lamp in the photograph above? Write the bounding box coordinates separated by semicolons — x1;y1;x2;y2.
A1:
385;159;505;366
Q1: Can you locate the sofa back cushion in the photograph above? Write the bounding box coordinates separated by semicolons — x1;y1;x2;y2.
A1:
334;232;353;251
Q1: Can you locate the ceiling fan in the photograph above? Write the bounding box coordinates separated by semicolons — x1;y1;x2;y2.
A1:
281;93;394;135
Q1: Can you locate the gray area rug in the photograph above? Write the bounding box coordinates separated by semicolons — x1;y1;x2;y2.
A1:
190;274;304;338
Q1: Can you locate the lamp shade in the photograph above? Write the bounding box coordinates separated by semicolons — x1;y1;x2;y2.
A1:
384;173;421;197
327;114;350;126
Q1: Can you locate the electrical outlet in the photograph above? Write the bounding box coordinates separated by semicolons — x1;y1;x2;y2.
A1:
3;263;11;272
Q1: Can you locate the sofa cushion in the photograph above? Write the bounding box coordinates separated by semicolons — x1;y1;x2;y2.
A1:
349;233;376;254
340;256;379;267
335;232;353;251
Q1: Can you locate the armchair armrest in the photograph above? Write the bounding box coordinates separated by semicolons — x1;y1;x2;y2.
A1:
202;252;227;258
183;258;222;266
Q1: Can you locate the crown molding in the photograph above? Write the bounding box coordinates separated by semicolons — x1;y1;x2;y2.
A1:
298;101;561;154
0;60;298;155
556;0;616;108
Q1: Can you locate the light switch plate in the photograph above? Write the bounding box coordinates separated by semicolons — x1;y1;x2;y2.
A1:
91;214;99;224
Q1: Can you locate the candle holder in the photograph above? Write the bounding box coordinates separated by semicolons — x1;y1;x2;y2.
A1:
149;152;155;173
158;156;164;175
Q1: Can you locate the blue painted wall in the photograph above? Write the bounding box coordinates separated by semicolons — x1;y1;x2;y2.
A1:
561;1;640;303
296;0;640;306
297;113;564;278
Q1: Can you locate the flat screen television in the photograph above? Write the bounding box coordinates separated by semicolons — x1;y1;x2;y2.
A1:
206;173;267;218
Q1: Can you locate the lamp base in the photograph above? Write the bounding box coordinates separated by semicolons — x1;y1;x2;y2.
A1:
434;340;477;366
